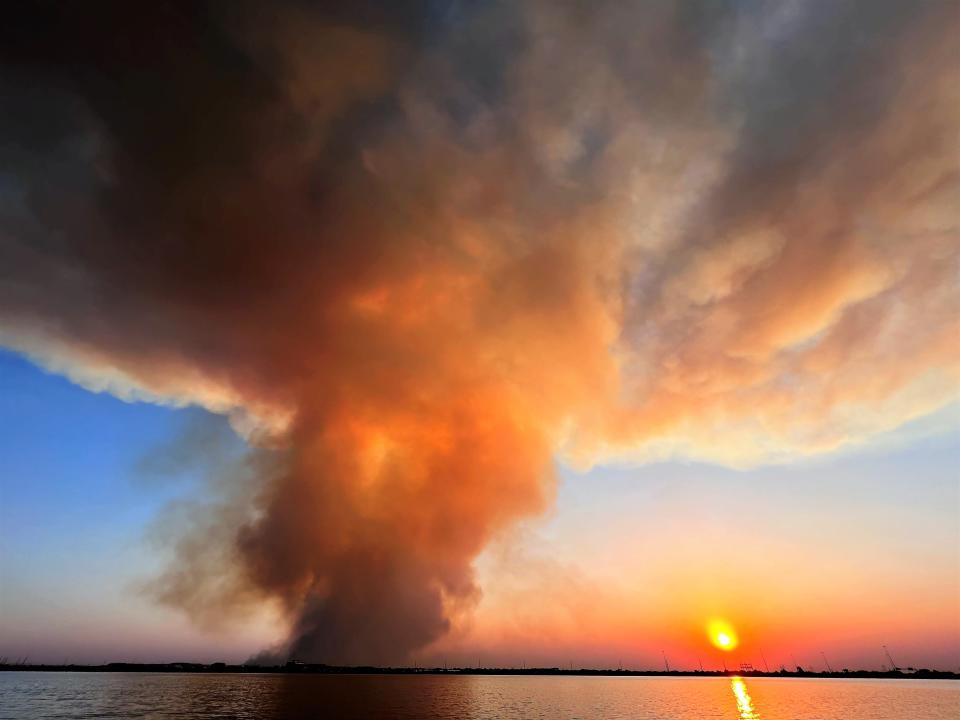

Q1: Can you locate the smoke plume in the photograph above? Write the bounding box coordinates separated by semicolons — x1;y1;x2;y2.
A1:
1;1;957;662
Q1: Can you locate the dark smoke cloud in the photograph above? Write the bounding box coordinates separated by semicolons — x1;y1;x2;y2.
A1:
1;1;957;662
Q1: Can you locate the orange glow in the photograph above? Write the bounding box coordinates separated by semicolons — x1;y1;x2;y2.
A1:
708;619;738;651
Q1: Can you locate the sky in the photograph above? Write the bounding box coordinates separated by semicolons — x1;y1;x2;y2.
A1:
0;0;958;670
2;351;957;670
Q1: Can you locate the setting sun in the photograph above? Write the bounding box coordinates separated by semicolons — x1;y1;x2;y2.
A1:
707;620;739;651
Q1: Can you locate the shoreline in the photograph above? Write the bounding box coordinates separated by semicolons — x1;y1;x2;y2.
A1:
2;664;957;680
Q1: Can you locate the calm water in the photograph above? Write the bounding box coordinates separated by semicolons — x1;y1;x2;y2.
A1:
1;673;958;719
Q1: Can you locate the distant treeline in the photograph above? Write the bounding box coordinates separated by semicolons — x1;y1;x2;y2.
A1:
1;662;957;680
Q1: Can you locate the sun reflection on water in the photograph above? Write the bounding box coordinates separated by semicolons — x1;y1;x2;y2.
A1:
731;677;761;719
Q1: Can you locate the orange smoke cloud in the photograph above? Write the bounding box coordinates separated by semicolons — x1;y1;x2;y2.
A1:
0;1;956;662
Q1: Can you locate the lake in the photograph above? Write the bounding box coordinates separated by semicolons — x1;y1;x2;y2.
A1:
1;673;958;719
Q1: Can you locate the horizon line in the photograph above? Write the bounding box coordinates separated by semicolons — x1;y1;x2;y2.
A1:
2;661;957;680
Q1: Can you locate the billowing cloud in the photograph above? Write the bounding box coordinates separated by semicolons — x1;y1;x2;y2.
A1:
1;0;956;662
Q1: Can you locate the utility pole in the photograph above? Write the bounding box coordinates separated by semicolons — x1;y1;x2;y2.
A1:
760;649;770;673
698;658;704;672
662;651;670;672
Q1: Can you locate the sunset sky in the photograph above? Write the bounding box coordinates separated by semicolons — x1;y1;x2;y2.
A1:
1;1;958;671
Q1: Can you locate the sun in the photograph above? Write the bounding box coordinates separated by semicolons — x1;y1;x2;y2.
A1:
707;619;738;651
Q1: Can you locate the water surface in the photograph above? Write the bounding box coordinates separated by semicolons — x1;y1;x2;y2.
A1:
1;672;958;719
